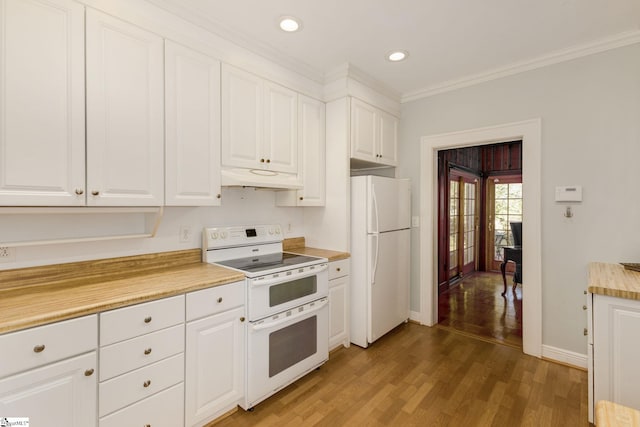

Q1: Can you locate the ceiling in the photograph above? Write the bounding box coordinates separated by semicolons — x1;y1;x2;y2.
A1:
148;0;640;101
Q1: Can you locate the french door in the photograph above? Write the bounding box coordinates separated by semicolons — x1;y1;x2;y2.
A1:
448;170;479;281
486;175;522;271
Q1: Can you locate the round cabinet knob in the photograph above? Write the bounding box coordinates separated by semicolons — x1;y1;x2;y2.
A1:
266;159;271;163
91;190;100;196
84;368;95;377
143;380;151;388
144;316;152;324
75;189;84;195
299;196;304;201
216;194;221;199
583;305;587;310
33;344;45;353
336;267;341;272
217;297;223;303
144;348;152;355
240;317;245;322
260;158;265;163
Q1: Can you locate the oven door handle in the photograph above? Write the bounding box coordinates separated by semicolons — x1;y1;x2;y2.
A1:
250;298;328;332
250;263;328;287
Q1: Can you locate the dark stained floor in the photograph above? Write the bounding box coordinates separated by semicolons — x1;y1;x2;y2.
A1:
438;272;523;348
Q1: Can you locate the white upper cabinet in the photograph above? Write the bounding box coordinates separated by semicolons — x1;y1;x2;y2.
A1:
0;0;85;206
378;109;398;166
276;95;325;206
86;9;164;206
165;41;221;206
221;64;298;174
264;81;298;174
350;97;398;167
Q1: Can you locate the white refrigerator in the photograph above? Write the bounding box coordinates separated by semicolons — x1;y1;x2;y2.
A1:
350;175;411;348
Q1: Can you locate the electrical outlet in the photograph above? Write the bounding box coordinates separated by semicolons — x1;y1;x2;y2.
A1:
179;225;192;243
0;246;15;263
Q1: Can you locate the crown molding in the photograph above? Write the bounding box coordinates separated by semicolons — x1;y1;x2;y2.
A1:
145;0;325;85
402;29;640;103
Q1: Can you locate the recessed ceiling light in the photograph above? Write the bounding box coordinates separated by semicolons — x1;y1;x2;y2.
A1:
386;50;409;62
279;16;302;32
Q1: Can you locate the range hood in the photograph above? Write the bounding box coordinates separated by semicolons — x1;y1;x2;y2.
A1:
221;167;303;190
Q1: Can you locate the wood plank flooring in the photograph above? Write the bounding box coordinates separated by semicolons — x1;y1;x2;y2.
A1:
214;323;589;426
438;272;523;348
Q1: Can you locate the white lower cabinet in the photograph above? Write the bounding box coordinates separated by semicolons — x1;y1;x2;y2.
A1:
0;352;97;427
98;296;185;426
0;315;98;427
328;259;350;350
185;281;246;427
99;383;184;427
591;294;640;422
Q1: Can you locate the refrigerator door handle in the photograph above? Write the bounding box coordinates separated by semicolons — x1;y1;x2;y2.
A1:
371;233;379;284
371;183;379;233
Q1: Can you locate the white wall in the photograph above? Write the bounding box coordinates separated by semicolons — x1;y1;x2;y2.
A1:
398;43;640;354
0;187;304;270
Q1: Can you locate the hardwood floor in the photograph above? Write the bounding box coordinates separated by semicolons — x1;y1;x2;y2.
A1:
438;272;523;348
214;323;588;426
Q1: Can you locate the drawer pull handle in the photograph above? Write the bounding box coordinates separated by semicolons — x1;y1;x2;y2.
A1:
144;348;152;355
143;380;151;388
217;297;223;303
91;190;100;196
144;316;152;323
33;344;45;353
145;424;151;427
84;368;94;377
336;267;341;272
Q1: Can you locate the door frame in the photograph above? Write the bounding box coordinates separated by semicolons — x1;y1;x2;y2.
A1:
419;119;542;357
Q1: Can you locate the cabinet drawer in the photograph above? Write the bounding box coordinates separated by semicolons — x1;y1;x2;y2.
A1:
100;295;184;346
99;325;184;381
186;280;245;321
0;315;97;378
329;259;350;281
99;353;184;417
99;383;184;427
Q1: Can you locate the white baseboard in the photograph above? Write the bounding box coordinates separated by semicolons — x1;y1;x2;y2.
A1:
542;345;588;369
409;310;423;324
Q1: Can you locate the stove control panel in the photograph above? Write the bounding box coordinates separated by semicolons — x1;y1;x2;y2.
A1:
203;224;282;249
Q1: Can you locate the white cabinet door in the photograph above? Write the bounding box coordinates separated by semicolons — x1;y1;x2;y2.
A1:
379;110;398;166
221;64;263;170
0;352;97;427
0;0;85;206
350;98;378;163
165;41;221;206
593;294;640;411
86;9;164;206
264;81;297;173
275;95;325;207
329;275;349;350
185;306;245;427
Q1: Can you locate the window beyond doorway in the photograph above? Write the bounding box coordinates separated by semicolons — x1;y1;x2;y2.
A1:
487;176;522;271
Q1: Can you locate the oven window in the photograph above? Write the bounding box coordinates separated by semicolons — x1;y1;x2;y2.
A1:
269;276;317;307
269;316;317;377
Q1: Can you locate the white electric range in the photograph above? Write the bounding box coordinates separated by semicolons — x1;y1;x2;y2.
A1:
202;224;329;410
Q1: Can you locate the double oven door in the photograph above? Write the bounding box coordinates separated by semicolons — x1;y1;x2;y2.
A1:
242;263;329;409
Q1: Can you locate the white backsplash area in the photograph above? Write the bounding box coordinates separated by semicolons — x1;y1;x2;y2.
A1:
0;186;304;270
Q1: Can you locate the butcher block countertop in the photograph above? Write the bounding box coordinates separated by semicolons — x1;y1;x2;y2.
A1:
589;262;640;300
0;249;244;334
283;237;350;262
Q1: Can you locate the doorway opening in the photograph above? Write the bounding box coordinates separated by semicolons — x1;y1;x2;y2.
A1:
419;119;542;357
436;142;523;347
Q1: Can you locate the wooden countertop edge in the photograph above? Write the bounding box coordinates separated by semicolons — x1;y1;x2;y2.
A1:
587;286;640;301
